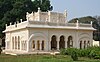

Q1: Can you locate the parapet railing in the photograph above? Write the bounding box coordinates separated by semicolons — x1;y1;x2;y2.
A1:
5;20;92;30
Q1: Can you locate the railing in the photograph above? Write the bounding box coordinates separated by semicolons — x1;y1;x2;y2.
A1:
6;21;28;30
6;20;92;30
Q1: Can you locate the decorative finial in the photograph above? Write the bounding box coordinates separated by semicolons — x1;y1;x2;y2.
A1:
10;22;12;25
91;21;93;27
91;21;93;25
26;12;29;15
76;20;79;28
32;12;33;14
64;9;67;17
76;20;79;23
38;7;40;10
38;7;41;12
6;24;7;27
20;19;22;22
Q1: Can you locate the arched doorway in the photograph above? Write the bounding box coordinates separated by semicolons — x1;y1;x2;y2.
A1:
87;41;90;47
84;41;86;49
80;41;82;49
37;40;40;50
59;35;65;49
51;35;57;50
32;40;35;49
42;40;44;50
67;36;73;48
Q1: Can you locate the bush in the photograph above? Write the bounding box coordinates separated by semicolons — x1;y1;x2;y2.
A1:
60;46;100;59
60;48;67;55
66;48;78;55
78;49;91;57
89;50;100;59
71;50;78;61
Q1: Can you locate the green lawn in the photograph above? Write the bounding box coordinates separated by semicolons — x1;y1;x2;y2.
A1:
0;54;100;62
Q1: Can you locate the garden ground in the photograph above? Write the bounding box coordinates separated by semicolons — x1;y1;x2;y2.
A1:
0;53;100;62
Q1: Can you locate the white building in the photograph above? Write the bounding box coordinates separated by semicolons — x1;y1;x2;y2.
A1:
3;8;95;55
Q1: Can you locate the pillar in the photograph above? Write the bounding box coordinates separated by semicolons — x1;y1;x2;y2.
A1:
20;40;22;51
35;41;37;50
17;37;18;50
57;37;59;50
5;41;7;50
65;37;67;48
40;41;42;50
14;37;15;50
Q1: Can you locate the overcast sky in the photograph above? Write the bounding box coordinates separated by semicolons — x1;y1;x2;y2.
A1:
50;0;100;20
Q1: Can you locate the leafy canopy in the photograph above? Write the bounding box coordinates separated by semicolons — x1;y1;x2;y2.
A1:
0;0;53;38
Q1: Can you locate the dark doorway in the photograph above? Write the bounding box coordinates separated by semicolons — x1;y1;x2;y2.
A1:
59;36;65;49
67;36;73;48
80;41;82;49
51;35;57;50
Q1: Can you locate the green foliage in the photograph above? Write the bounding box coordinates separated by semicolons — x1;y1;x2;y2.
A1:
71;51;78;61
0;54;100;62
65;48;78;55
88;46;100;59
69;16;96;23
60;46;100;59
60;48;67;55
0;0;53;38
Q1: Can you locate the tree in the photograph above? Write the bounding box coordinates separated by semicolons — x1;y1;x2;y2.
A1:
69;16;100;45
0;0;53;38
94;16;100;46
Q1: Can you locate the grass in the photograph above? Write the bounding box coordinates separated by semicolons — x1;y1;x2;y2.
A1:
0;54;100;62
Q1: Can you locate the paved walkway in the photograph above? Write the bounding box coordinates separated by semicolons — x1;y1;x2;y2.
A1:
3;50;60;55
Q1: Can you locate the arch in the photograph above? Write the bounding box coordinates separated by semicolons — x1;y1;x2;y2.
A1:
84;41;86;49
67;36;73;48
78;33;91;42
80;41;82;49
18;36;20;50
37;40;40;50
32;40;35;49
59;35;65;49
28;33;47;42
87;41;90;47
51;35;57;50
12;37;14;49
15;36;17;49
78;36;90;49
42;40;44;50
28;33;47;51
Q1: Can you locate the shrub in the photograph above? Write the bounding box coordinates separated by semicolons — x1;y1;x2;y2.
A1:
79;49;91;57
60;48;67;55
71;50;78;61
89;50;100;59
66;48;78;55
60;46;100;59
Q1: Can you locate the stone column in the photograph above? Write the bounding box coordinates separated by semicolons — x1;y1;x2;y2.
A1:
48;37;51;51
5;41;7;50
17;37;18;50
40;41;42;50
35;41;37;50
20;41;22;51
14;37;15;50
65;37;67;48
57;37;59;50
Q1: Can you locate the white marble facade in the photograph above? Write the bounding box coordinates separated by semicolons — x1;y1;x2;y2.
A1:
3;8;95;54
